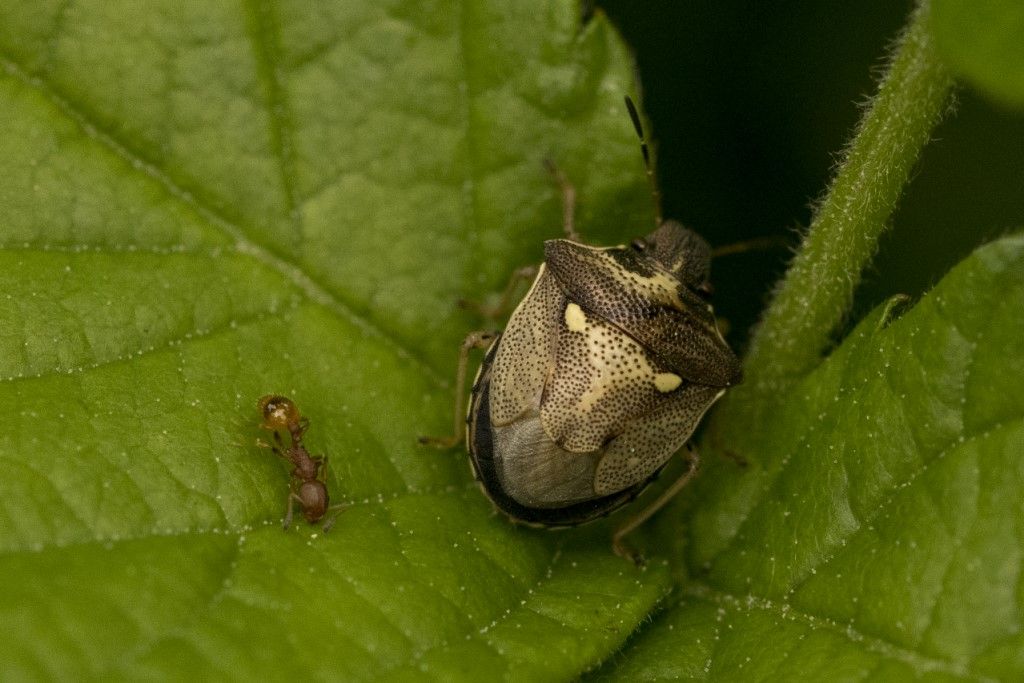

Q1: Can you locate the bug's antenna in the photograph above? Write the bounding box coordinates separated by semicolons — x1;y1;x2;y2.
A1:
625;95;662;226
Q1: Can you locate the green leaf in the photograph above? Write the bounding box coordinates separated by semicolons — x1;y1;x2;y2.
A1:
7;1;1023;679
0;2;665;679
931;0;1024;108
597;234;1024;681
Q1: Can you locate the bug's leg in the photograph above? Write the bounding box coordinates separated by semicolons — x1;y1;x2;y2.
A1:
418;330;498;449
709;425;749;468
612;447;701;564
459;265;538;319
542;158;579;241
711;235;788;258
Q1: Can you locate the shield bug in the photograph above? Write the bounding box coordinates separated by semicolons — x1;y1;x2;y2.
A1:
257;395;347;531
421;98;742;560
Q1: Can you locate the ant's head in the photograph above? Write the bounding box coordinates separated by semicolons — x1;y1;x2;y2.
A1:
257;394;300;430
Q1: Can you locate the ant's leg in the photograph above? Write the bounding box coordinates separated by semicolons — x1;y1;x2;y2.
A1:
256;437;290;462
255;430;284;451
289;416;310;446
418;330;498;449
283;491;302;530
321;503;350;533
258;427;285;446
543;158;578;241
612;446;701;565
313;456;348;532
256;438;292;465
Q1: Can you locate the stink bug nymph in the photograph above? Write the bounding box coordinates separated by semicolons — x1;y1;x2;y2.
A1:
421;98;742;560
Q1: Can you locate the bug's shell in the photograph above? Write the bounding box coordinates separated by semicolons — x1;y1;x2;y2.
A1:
467;221;741;526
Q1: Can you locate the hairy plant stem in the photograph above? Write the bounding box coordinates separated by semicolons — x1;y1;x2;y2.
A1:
713;0;954;438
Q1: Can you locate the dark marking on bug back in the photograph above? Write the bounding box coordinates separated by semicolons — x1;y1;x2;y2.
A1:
256;395;347;531
543;238;741;386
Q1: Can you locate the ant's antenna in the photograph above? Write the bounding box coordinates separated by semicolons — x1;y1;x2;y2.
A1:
625;95;662;226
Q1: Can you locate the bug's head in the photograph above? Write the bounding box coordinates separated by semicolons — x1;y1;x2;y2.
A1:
258;394;301;431
636;220;713;293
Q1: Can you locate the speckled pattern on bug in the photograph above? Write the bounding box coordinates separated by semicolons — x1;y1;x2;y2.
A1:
466;221;741;528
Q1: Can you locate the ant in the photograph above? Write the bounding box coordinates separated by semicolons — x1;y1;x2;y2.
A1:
256;394;347;531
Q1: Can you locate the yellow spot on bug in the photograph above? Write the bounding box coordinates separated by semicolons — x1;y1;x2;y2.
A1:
564;302;586;332
654;373;682;393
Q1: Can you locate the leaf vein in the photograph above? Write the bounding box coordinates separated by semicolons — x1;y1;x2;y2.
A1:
385;540;570;679
241;0;303;251
0;305;281;384
682;582;993;681
0;52;445;386
789;415;1023;592
455;0;481;299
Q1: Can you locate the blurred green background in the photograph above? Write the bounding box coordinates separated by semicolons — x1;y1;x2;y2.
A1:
598;0;1024;350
